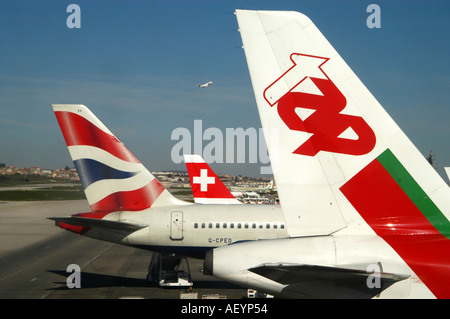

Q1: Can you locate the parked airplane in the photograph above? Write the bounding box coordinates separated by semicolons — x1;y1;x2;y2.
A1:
184;154;242;204
230;180;274;193
197;81;212;88
202;9;450;299
49;104;287;260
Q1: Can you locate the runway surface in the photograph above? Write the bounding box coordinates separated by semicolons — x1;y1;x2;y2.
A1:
0;200;247;299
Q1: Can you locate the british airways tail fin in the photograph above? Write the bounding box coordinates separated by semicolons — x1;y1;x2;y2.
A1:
236;10;450;238
53;104;186;212
184;154;242;204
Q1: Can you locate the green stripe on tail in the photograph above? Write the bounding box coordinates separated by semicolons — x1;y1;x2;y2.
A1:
377;149;450;238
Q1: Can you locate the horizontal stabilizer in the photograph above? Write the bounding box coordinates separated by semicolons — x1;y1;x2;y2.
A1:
48;216;148;233
250;263;409;298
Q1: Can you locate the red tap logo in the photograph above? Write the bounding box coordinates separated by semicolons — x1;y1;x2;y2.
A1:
264;53;376;157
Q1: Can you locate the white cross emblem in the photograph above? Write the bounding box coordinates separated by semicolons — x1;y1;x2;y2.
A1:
193;169;215;192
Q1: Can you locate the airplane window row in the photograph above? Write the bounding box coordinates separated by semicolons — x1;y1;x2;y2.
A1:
193;222;285;230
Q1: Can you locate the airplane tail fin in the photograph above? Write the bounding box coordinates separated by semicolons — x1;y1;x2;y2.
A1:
53;104;186;212
184;154;242;204
236;10;450;237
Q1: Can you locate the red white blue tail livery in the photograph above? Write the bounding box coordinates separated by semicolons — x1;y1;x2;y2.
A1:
53;104;184;213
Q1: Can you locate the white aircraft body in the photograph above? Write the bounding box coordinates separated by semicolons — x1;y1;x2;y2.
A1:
445;167;450;182
197;81;212;88
50;104;286;259
202;10;450;299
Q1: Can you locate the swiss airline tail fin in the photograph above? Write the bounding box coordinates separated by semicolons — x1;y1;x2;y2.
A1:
236;10;450;237
53;104;187;212
184;155;242;204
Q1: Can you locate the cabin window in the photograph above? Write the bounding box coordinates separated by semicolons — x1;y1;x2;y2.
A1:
201;223;206;229
194;223;198;229
259;224;263;229
274;224;278;229
237;223;242;229
230;223;234;229
209;223;213;229
216;223;220;228
281;224;285;229
252;223;256;229
245;223;249;229
223;223;227;228
266;223;270;229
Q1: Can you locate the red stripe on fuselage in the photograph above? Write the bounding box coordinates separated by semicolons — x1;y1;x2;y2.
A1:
340;159;450;298
54;111;139;163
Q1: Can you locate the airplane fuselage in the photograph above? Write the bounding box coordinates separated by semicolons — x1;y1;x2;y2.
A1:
81;204;287;258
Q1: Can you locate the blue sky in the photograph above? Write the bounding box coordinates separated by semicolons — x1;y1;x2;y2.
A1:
0;0;448;178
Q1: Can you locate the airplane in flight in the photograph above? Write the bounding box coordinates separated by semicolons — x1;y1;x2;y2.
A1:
49;104;287;261
184;154;242;204
197;81;213;88
202;9;450;299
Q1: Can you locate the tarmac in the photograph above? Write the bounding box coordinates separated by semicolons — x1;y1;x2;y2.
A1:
0;199;249;299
